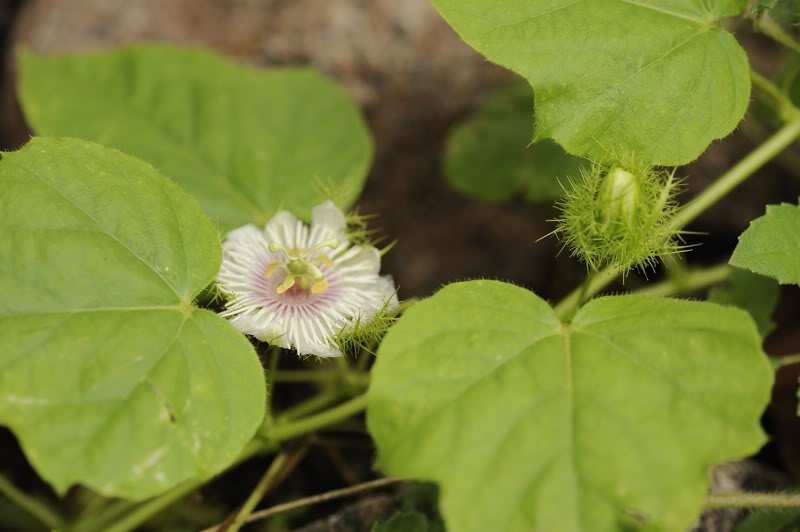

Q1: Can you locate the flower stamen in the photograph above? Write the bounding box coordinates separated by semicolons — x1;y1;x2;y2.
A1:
265;239;338;295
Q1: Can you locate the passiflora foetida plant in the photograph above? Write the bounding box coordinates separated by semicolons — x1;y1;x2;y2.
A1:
2;1;800;531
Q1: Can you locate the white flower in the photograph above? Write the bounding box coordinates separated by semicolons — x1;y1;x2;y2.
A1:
218;201;398;357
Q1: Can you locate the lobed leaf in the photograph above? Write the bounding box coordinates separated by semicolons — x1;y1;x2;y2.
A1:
368;280;772;532
0;138;266;499
445;81;585;202
430;0;752;166
730;202;800;285
18;44;373;231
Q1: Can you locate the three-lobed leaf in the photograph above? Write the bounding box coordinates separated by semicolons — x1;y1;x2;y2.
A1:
445;81;585;202
431;0;751;166
0;138;266;499
368;280;772;532
18;44;373;231
730;202;800;285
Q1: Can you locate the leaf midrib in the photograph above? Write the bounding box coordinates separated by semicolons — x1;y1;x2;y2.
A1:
621;0;712;25
6;155;187;304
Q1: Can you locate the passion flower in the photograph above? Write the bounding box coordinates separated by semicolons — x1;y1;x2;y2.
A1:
218;201;398;357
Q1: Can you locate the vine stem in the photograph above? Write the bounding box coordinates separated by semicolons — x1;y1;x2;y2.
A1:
776;353;800;368
634;263;730;298
0;474;64;530
668;118;800;228
273;369;370;386
201;477;402;531
756;14;800;56
561;271;595;321
706;492;800;509
264;345;281;428
268;393;369;443
751;70;797;121
222;445;307;532
276;388;344;422
554;116;800;319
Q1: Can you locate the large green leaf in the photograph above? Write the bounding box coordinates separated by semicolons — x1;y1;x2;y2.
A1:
18;45;373;231
430;0;751;166
0;138;266;499
368;280;771;532
708;268;779;337
730;202;800;285
445;81;585;202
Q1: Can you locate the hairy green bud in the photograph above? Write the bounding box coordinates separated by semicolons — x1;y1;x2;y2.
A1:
553;162;683;274
599;167;640;229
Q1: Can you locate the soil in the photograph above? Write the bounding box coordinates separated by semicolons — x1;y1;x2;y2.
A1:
1;2;800;531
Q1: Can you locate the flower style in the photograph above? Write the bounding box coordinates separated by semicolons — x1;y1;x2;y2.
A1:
218;201;398;357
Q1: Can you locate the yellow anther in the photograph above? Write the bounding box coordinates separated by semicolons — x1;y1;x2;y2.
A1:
266;239;333;296
264;262;281;279
311;278;330;294
318;239;339;250
307;263;325;281
276;275;296;294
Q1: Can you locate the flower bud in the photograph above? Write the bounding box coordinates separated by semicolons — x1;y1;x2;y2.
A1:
554;162;682;274
599;167;640;230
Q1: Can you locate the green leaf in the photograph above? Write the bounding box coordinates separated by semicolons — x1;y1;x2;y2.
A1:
368;280;772;532
372;511;431;532
17;44;373;231
730;202;800;285
0;138;266;500
445;81;584;202
708;268;779;337
735;507;800;532
430;0;751;166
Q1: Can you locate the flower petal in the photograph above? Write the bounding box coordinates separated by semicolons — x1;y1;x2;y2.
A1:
311;200;347;237
264;210;303;249
378;275;400;311
229;312;287;346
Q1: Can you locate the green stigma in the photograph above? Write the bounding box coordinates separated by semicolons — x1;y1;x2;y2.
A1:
265;239;339;295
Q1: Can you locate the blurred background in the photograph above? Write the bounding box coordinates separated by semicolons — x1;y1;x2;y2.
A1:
2;1;800;529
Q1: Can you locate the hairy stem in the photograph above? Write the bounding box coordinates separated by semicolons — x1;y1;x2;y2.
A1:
706;492;800;509
274;369;340;383
555;117;800;318
0;474;63;530
756;14;800;56
276;388;344;422
669;118;800;228
269;393;369;443
273;369;370;387
560;271;595;321
751;70;798;121
634;263;730;298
